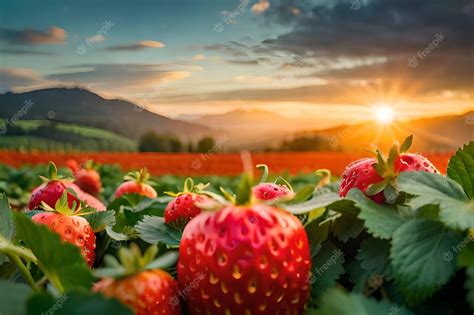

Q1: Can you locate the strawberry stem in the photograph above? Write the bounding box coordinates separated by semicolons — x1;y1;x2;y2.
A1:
6;253;41;293
256;164;269;183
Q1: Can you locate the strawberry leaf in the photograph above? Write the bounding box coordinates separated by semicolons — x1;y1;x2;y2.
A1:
390;219;463;305
332;214;364;242
397;172;473;230
0;280;31;315
26;292;132;315
284;189;340;215
357;237;391;274
83;210;116;233
136;216;182;246
0;193;13;240
309;241;345;305
13;212;94;293
399;135;413;153
447;141;474;199
317;288;413;315
348;189;405;239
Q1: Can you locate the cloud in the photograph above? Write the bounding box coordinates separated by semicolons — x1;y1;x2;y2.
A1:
226;57;273;65
193;54;206;61
0;48;56;56
0;26;66;45
0;68;44;91
46;63;199;93
252;0;270;14
106;40;165;51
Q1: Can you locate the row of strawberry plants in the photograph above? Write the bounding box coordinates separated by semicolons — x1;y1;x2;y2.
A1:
0;137;472;314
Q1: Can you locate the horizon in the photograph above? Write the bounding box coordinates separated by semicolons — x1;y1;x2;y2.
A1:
1;0;473;128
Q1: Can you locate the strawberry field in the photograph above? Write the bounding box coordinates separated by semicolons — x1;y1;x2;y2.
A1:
0;137;473;315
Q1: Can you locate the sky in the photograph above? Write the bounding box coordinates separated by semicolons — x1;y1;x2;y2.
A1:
0;0;473;127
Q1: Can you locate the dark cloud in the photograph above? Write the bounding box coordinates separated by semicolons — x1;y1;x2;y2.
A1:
0;27;66;45
260;0;473;57
225;57;273;65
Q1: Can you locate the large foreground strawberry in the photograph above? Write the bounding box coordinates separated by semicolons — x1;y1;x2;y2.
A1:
114;169;157;199
164;178;212;230
29;162;106;211
178;204;311;314
67;159;102;197
339;135;439;203
32;192;96;267
94;244;181;315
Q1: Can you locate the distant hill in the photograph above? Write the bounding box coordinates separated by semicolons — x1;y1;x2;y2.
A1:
188;109;318;132
0;88;211;140
282;111;474;152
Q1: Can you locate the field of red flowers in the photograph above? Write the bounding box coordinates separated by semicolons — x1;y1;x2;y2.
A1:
0;150;452;176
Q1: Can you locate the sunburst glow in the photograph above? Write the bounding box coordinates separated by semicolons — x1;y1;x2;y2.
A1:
374;106;395;124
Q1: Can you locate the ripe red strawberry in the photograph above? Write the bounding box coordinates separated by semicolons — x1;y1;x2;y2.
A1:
252;183;294;203
164;178;213;229
67;159;102;197
339;135;439;204
31;192;96;267
94;244;181;315
177;204;311;314
252;165;295;204
114;169;157;199
28;162;106;211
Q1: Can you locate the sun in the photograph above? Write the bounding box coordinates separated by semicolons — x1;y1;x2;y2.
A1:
374;106;395;124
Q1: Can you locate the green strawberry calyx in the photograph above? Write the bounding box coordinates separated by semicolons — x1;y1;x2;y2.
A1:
41;190;92;216
366;135;413;200
94;243;178;279
123;168;156;186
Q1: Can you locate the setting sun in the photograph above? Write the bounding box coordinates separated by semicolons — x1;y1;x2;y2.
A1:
374;106;395;124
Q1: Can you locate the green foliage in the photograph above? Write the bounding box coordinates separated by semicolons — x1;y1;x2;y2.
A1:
138;131;183;152
14;212;94;293
196;136;215;153
1;140;474;314
390;219;462;304
447;141;474;198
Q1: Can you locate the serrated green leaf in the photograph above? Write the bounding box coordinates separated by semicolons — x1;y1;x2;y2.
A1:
309;241;345;305
357;237;391;273
13;212;94;293
390;219;463;305
466;267;474;310
332;214;364;242
0;194;13;241
136;216;182;246
0;280;32;315
27;292;132;315
290;185;315;203
284;190;340;215
317;288;414;315
398;172;474;230
348;189;404;239
83;210;116;233
447;141;474;199
326;199;360;216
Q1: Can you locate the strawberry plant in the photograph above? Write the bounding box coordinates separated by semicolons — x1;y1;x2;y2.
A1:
0;137;472;315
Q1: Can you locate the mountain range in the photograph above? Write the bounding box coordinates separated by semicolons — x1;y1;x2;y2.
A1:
0;87;472;152
0;88;210;140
